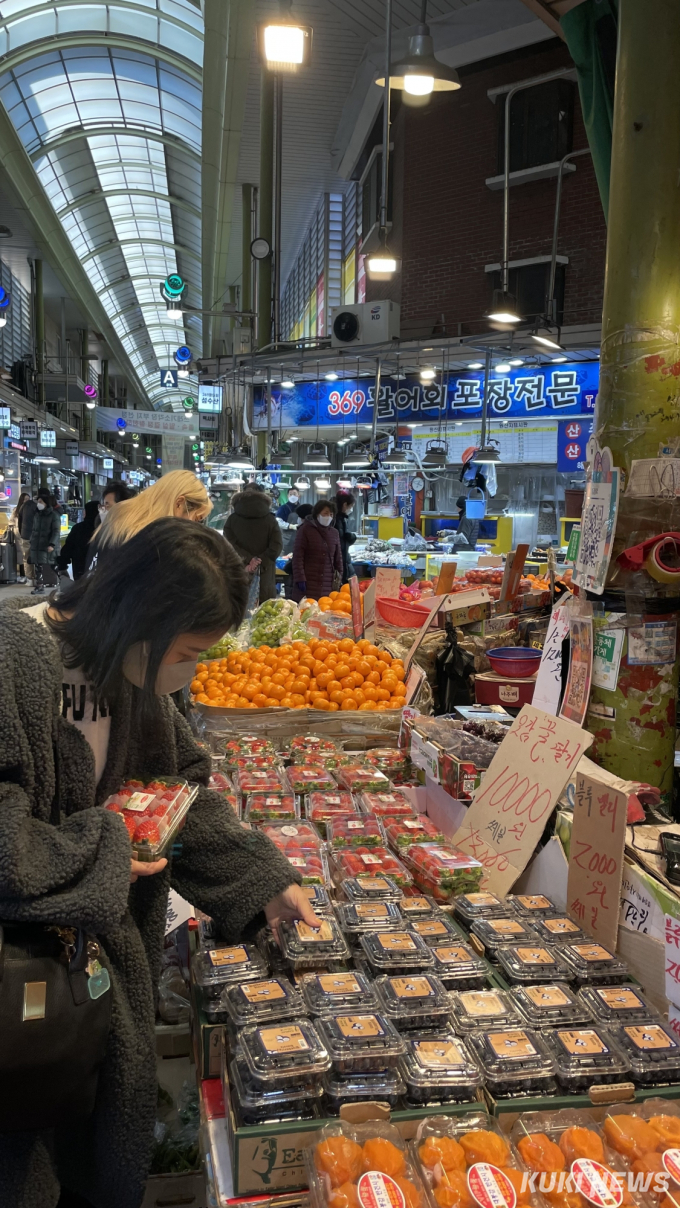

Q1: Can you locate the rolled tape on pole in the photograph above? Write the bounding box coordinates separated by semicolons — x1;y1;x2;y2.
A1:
643;536;680;583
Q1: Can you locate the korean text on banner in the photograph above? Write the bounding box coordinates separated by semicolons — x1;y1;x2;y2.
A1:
566;773;627;951
451;705;593;895
533;601;571;715
665;912;680;1011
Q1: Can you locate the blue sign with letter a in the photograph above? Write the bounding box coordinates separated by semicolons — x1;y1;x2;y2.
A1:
160;369;178;388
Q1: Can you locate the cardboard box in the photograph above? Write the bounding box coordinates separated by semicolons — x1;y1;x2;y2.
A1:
488;1082;680;1126
441;750;483;802
467;614;519;638
474;671;536;707
141;1171;207;1208
436;592;492;629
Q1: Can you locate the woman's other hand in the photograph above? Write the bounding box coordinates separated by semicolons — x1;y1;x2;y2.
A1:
130;857;168;883
265;883;322;946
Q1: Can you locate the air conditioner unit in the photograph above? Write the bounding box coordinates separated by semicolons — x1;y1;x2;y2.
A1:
330;300;400;348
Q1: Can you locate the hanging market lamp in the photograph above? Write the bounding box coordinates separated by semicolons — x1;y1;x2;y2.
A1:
366;237;400;281
277;450;295;468
336;475;353;488
294;474;311;490
375;17;460;105
486;290;521;324
475;443;501;465
343;443;371;469
227;449;255;470
314;475;331;490
303;441;331;468
422;441;448;467
259;18;312;71
530;324;564;353
382;450;410;469
356;474;373;490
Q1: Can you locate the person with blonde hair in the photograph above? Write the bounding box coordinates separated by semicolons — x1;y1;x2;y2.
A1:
87;470;211;571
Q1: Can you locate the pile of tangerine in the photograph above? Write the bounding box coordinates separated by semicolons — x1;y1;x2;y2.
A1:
190;637;406;711
308;582;358;615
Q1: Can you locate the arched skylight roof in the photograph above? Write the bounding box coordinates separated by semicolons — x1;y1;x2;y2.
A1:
0;1;203;408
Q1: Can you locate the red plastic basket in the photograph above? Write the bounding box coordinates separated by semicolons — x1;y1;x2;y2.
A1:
376;596;433;628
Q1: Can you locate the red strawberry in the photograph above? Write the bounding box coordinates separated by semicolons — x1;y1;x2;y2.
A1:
105;801;122;814
133;818;162;846
121;814;137;838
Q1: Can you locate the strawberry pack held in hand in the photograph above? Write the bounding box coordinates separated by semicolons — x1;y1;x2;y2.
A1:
104;778;198;861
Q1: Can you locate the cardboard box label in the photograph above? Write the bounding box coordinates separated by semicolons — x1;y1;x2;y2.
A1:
392;977;434;998
624;1024;675;1051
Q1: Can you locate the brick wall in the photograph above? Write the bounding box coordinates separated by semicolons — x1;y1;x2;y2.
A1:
366;39;607;338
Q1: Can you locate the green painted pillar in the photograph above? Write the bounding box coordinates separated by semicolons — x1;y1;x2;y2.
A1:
34;258;45;409
257;70;274;349
589;0;680;804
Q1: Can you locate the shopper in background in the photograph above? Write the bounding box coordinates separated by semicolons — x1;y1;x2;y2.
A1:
334;489;357;583
56;499;101;581
276;487;301;555
28;487;60;594
100;480;134;515
292;498;343;602
87;470;210;571
223;484;282;602
454;495;480;550
11;491;30;581
19;491;38;583
0;518;318;1207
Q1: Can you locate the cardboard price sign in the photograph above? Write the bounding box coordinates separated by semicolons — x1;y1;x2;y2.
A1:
374;567;401;598
532;601;571;716
451;704;593;895
499;544;529;602
566;772;627;951
362;580;377;643
435;561;457;595
665;914;680;1011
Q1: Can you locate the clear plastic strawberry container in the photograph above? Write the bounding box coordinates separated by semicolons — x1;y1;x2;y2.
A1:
237;767;288;795
208;771;239;815
403;843;483;901
332;846;413;889
104;778;198;861
286;767;338;796
224;736;276;766
336;766;392;794
305;791;356;832
260;819;323;850
359;790;416;818
327;815;384;849
245;793;298;822
383;816;446;850
454;891;514;926
286;736;338;756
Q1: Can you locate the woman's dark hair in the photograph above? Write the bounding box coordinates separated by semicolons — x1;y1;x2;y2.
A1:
296;503;313;520
37;487;51;503
335;490;354;512
456;496;467;512
313;499;336;519
47;518;248;707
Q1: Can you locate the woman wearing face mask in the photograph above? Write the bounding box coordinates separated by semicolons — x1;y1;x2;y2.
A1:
86;470;211;573
0;518;318;1208
291;498;343;603
28;487;61;595
55;500;101;581
223;485;282;602
333;490;357;584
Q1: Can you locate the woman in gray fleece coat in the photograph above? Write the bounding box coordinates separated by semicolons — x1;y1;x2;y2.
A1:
0;518;316;1208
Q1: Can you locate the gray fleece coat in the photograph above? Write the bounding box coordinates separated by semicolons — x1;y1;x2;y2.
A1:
0;601;298;1208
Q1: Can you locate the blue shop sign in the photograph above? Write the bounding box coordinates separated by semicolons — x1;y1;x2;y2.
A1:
557;418;594;472
252;361;599;427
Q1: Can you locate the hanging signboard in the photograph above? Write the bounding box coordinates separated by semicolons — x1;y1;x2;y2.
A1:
252;361;599;428
533;600;571;715
557;419;594;472
559;615;594;728
198;384;223;413
20;420;38;440
573;439;620;595
40;429;56;447
96;408;197;435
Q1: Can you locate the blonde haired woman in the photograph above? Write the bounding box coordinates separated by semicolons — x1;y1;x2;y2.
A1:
88;470;211;571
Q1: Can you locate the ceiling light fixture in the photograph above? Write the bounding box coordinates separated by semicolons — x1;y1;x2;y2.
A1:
259;20;312;70
343;442;370;469
509;358;523;366
325;371;338;381
366;242;399;280
294;474;311;490
467;362;483;370
420;367;436;381
486;289;521;324
495;363;511;373
336;475;353;489
376;2;461;106
304;441;331;468
475;443;501;464
281;378;295;389
227;450;255;470
314;475;331;490
531;324;564;353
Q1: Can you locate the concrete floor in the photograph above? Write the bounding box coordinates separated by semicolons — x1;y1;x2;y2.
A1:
0;580;39;600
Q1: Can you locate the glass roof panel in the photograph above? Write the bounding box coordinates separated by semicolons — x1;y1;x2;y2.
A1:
0;26;202;407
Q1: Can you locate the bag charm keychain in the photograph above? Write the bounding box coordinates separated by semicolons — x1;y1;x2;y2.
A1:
86;939;111;1000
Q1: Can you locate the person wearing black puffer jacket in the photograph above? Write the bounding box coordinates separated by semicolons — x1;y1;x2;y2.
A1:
334;490;357;583
28;487;60;594
223;486;282;601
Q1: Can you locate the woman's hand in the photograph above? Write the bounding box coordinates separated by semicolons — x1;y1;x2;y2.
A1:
265;883;322;946
130;857;167;883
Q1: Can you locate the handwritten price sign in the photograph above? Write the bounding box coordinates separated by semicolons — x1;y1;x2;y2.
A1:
566;772;627;950
451;704;593;895
665;914;680;1011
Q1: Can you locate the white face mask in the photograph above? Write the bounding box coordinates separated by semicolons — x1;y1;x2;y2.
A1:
36;501;46;511
122;642;196;695
288;495;299;505
318;514;332;527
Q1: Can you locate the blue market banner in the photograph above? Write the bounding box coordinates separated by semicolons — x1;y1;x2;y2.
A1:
557;418;594;472
252;360;599;428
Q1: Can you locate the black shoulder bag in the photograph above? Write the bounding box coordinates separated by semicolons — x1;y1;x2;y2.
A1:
0;746;112;1133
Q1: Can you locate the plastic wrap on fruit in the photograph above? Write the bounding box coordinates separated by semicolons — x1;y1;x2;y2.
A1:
459;1130;510;1168
603;1115;660;1160
516;1134;565;1173
315;1137;364;1187
329;1183;360;1208
418;1136;466;1173
362;1138;405;1177
558;1127;604;1164
649;1116;680;1149
631;1152;666;1197
500;1169;532;1206
433;1172;474;1208
395;1176;422;1208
